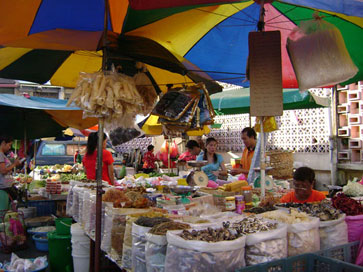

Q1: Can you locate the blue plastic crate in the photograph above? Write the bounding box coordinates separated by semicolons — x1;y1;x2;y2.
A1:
28;200;56;216
316;241;360;264
236;253;363;272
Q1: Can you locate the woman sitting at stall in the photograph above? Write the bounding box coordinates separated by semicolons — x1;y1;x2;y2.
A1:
82;132;115;185
280;166;326;203
196;137;227;181
0;135;21;202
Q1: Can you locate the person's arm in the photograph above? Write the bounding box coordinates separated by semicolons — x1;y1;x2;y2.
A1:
0;159;20;175
108;164;115;185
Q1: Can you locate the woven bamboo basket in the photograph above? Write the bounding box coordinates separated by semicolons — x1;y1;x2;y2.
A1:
266;150;294;179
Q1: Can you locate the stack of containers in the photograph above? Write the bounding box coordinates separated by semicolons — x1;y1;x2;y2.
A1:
47;217;73;272
46;180;62;194
71;223;90;272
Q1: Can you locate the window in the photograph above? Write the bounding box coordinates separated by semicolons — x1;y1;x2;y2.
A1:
41;144;66;156
66;144;86;156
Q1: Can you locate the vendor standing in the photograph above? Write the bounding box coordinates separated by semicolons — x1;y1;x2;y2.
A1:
230;127;257;175
142;145;157;174
0;135;21;200
178;140;202;162
280;167;326;203
197;137;227;181
82;132;115;185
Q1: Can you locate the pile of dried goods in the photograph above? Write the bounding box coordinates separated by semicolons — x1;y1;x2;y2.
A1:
135;216;171;227
149;221;190;235
332;193;363;216
228;217;278;235
178;227;241;242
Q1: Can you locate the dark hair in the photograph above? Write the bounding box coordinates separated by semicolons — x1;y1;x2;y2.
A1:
293;167;315;184
186;140;199;149
87;132;107;155
242;127;257;139
0;135;13;144
147;145;154;151
203;137;218;163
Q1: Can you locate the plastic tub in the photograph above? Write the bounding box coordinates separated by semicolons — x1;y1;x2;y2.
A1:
55;217;72;235
32;233;49;252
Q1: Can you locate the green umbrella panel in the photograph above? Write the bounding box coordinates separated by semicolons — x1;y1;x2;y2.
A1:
211;88;329;115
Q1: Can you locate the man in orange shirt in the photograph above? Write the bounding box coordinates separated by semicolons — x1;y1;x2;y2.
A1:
280;167;326;203
231;127;257;175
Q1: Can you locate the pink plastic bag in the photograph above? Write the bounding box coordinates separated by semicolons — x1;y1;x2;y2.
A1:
345;215;363;242
356;235;363;266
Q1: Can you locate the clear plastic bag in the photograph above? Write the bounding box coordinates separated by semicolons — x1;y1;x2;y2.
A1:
319;214;348;249
245;222;288;265
78;190;85;225
145;233;167;272
287;217;320;256
165;227;246;272
66;184;74;216
122;216;139;269
101;206;115;254
132;223;152;272
72;186;82;222
287;14;358;90
81;190;92;228
84;192;96;236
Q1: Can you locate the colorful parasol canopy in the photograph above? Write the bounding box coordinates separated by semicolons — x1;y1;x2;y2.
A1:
0;1;362;91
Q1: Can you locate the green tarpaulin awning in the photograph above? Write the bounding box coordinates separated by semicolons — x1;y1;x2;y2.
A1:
211;88;329;115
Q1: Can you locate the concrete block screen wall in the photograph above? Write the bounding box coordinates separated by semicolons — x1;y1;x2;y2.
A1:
337;81;363;164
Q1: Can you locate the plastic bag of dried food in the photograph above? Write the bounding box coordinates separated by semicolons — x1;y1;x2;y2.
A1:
71;186;82;222
287;217;320;256
81;190;91;227
287;14;358;91
66;184;74;216
101;206;115;253
165;227;246;272
84;192;96;236
132;222;152;272
319;214;348;250
109;208;150;262
145;233;168;272
245;222;288;265
78;189;85;225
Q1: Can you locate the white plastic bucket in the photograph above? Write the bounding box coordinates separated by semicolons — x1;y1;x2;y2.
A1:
72;254;90;272
71;223;90;256
72;240;90;256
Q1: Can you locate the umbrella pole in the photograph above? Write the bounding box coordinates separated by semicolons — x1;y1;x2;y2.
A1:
260;117;266;199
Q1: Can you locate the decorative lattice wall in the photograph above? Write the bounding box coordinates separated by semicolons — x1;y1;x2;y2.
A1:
208;88;332;153
114;137;153;153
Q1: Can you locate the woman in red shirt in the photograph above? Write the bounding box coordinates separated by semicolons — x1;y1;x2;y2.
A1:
82;132;115;185
142;145;156;174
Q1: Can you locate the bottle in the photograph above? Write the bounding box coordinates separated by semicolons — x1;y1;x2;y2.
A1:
235;195;245;214
225;196;236;211
242;186;253;209
76;151;82;164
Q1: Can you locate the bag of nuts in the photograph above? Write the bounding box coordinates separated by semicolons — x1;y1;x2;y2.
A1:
165;225;246;272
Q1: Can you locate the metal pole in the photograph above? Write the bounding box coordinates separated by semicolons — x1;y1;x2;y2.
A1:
329;87;338;185
260;117;266;199
93;0;109;271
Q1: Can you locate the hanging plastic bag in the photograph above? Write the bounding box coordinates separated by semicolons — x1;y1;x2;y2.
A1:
287;13;358;91
254;117;278;133
319;214;348;249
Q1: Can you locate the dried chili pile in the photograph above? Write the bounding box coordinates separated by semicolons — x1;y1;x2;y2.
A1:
332;193;363;216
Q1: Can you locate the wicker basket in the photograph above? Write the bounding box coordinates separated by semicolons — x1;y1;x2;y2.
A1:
266;150;294;179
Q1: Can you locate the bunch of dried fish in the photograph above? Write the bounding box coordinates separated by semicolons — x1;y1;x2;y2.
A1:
244;206;276;214
67;65;157;129
297;201;341;221
178;227;241;242
228;217;278;235
135;216;171;228
149;221;190;235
